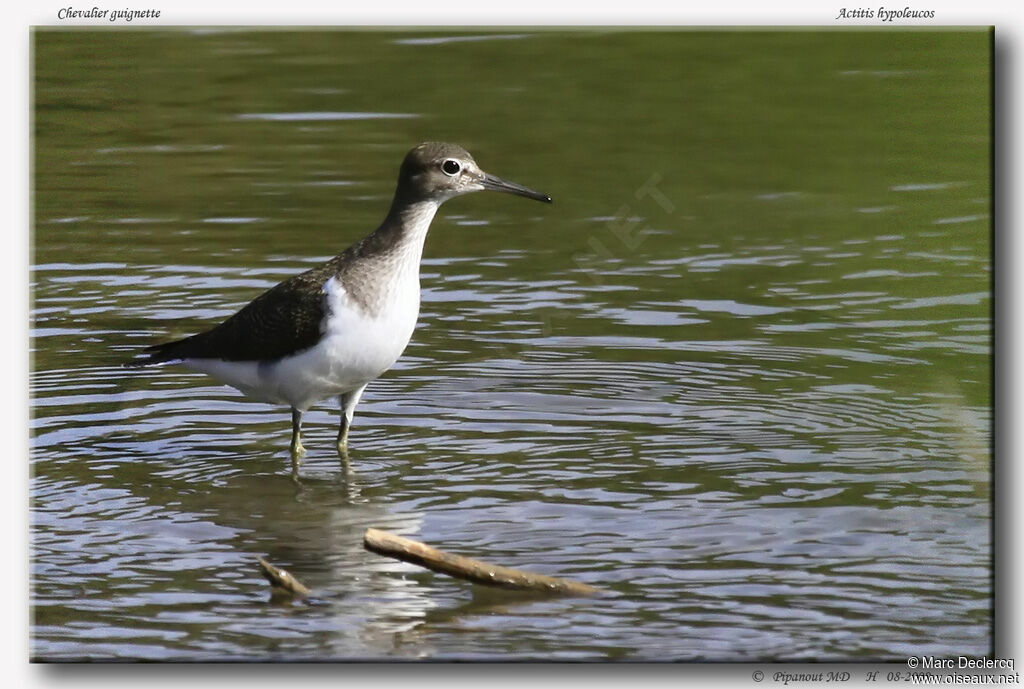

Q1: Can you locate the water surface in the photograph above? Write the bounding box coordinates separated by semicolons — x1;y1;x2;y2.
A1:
32;29;991;661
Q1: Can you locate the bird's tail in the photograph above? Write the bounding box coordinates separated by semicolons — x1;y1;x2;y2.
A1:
123;339;188;368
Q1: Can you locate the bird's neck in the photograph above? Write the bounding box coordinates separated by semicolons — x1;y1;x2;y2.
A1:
378;198;440;254
370;198;440;276
336;198;440;317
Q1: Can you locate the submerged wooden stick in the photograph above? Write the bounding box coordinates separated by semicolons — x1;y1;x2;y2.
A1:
363;528;603;597
258;557;311;599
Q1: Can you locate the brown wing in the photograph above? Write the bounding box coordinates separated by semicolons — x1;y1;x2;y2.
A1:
138;262;339;364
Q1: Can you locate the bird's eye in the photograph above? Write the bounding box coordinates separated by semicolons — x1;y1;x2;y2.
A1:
441;159;461;176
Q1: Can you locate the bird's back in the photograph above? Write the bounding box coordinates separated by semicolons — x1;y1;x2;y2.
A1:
137;259;341;365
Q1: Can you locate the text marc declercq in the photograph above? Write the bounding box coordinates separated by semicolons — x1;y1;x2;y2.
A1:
921;657;1014;670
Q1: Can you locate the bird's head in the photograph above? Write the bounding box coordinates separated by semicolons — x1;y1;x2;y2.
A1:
395;142;552;205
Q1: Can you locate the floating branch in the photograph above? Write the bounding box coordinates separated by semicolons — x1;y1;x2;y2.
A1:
363;528;603;597
258;557;311;600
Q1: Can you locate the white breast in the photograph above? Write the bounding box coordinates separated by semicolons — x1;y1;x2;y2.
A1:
183;201;438;410
184;274;421;411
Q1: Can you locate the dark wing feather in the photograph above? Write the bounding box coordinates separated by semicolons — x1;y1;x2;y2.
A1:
135;262;339;365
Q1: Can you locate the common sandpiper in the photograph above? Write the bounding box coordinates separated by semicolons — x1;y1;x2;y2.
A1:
130;142;551;459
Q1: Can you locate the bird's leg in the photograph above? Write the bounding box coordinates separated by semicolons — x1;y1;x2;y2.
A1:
337;384;367;454
290;408;306;457
336;415;350;455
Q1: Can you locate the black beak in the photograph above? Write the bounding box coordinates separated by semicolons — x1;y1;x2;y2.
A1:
480;172;552;203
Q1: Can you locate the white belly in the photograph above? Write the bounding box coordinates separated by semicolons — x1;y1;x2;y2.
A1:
183;275;419;411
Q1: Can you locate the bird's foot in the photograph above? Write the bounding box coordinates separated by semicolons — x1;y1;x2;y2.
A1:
290;440;307;458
